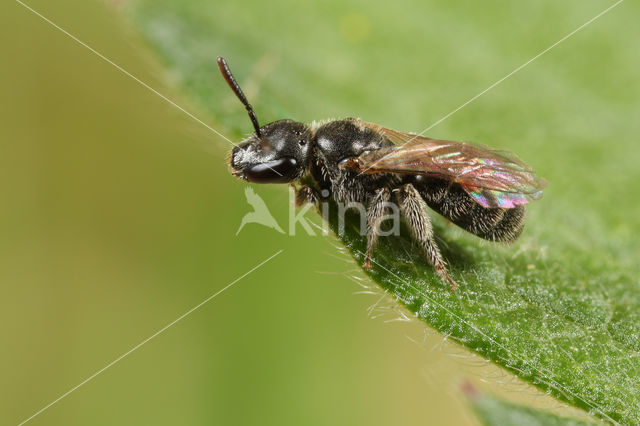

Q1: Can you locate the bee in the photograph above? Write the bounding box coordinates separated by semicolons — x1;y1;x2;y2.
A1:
220;57;547;289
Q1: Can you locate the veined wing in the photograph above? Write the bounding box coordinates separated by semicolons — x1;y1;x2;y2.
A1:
348;123;548;208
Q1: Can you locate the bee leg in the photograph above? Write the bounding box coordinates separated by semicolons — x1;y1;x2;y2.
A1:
397;184;458;290
292;184;319;207
363;188;391;270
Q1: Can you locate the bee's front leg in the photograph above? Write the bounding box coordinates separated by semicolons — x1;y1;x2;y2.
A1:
291;184;320;207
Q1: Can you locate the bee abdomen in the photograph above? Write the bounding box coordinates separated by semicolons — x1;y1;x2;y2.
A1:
413;177;525;242
460;203;525;242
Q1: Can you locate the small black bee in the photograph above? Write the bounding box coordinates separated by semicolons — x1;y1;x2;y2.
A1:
220;57;547;289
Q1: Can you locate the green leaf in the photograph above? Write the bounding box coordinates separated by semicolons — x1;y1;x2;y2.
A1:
127;0;640;423
467;390;594;426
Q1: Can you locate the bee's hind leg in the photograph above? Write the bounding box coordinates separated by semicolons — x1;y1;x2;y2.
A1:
363;188;391;270
397;183;458;290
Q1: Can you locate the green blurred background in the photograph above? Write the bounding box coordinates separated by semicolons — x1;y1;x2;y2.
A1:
2;0;636;425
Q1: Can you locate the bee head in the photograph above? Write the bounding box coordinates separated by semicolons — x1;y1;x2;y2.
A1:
230;120;312;183
218;57;311;183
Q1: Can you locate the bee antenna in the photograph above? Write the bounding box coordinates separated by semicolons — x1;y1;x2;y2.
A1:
217;56;262;137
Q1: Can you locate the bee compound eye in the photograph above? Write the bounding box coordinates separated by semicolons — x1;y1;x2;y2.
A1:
259;138;274;152
244;157;298;183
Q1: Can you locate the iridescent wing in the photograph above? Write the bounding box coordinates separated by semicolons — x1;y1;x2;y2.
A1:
348;122;548;209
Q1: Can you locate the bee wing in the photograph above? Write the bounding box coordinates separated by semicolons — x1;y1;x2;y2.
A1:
356;122;548;209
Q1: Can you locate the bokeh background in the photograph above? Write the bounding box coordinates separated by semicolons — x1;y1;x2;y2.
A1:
2;0;637;425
